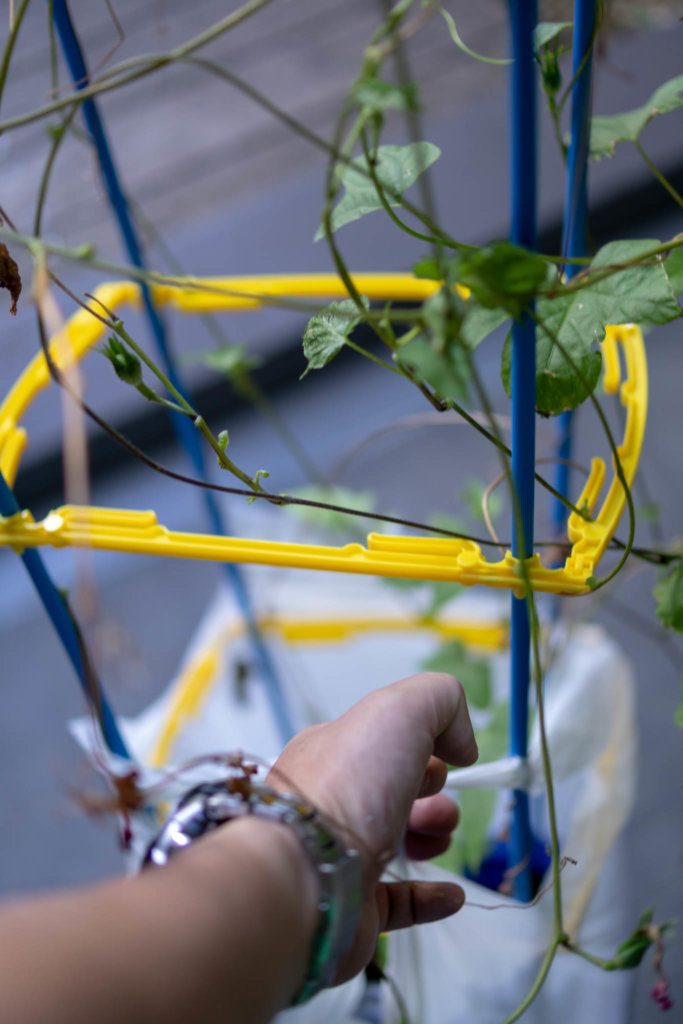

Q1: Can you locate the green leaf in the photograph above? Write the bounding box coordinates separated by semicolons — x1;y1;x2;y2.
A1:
613;909;655;969
382;513;466;615
315;142;441;239
412;255;512;351
653;559;683;632
395;282;470;400
475;701;510;763
533;21;572;52
664;245;683;298
187;344;260;379
635;502;660;523
413;256;442;280
421;284;466;353
503;238;683;416
435;703;509;875
73;242;96;261
535;27;565;97
435;787;498;876
675;677;683;729
381;576;463;615
352;77;418;114
590;74;683;159
581;239;683;324
397;335;470;403
501;325;603;417
425;580;464;614
461;302;510;350
460;479;503;527
457;242;550;319
216;430;229;467
429;512;469;539
99;336;142;387
439;7;511;66
300;299;366;378
413;256;511;348
422;640;491;708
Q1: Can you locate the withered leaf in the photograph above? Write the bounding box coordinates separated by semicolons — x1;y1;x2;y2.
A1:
0;243;21;315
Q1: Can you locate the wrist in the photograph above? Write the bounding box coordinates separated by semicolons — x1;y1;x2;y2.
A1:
167;817;320;1013
143;777;363;1006
203;814;320;941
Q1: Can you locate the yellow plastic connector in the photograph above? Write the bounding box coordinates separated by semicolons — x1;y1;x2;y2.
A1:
0;275;647;596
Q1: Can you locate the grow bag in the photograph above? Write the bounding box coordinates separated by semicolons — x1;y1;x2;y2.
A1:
72;545;637;1024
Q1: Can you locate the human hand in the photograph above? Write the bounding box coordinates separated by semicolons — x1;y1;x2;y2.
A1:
268;671;478;982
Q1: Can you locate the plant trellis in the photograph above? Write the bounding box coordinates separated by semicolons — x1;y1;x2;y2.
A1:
0;274;645;598
0;1;647;924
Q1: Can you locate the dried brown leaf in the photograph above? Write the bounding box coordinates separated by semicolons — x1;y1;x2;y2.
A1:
0;243;21;315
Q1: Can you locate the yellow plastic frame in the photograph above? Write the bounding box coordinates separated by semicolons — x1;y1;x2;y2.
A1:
149;611;509;767
0;273;647;597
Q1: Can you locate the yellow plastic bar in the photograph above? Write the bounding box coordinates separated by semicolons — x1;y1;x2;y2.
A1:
0;275;440;487
150;644;222;767
0;275;647;596
250;614;507;649
149;612;508;767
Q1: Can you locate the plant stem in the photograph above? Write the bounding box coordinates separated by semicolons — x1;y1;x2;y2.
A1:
136;383;186;414
0;0;280;134
360;126;443;245
555;0;604;119
7;218;668;565
109;319;265;493
562;940;615;970
0;223;363;315
33;106;80;235
528;599;563;931
131;197;321;484
345;339;403;374
545;236;683;296
47;0;59;97
501;937;561;1024
0;0;31;115
531;311;636;589
635;142;683;210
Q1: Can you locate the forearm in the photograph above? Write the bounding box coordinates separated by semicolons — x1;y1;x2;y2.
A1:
0;817;318;1024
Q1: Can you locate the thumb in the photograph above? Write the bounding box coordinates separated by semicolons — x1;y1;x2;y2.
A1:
376;880;465;932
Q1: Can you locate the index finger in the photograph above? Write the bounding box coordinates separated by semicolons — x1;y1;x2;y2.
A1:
341;671;478;771
399;671;479;768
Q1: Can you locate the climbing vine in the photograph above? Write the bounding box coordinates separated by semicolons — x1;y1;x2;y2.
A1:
0;1;681;1020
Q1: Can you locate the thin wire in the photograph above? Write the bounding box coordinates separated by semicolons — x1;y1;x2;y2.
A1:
50;0;295;744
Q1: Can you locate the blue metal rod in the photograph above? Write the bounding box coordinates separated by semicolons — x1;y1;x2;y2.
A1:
552;0;597;539
0;471;130;758
51;0;295;744
508;0;538;902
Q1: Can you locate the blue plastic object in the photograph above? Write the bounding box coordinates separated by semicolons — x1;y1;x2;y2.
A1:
552;0;597;538
51;0;294;744
507;0;538;902
0;470;129;758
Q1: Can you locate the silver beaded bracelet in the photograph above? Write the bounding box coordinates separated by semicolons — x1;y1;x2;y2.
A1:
143;774;363;1005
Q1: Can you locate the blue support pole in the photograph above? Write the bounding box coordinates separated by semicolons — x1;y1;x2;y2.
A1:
508;0;538;902
0;471;130;759
552;0;597;539
51;0;295;744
